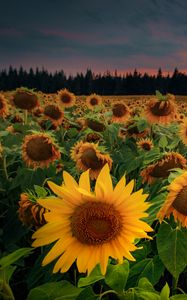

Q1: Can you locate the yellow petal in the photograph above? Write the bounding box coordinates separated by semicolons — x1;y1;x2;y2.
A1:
37;198;63;211
113;175;126;200
79;169;90;192
63;171;78;189
95;164;113;199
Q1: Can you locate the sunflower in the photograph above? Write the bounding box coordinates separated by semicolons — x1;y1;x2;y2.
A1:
12;88;39;110
86;93;102;109
18;193;47;228
0;94;8;118
137;138;153;151
140;152;186;184
57;89;76;108
144;97;177;124
22;133;61;169
125;120;150;139
76;143;113;179
112;102;130;123
157;171;187;227
43;104;64;126
70;140;85;162
86;119;106;132
84;132;102;143
32;164;152;275
180;119;187;145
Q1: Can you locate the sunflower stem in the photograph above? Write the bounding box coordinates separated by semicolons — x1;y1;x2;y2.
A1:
1;281;15;300
3;155;9;181
24;110;28;125
172;276;179;295
99;289;119;299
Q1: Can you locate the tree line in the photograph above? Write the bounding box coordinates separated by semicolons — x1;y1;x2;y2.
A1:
0;66;187;95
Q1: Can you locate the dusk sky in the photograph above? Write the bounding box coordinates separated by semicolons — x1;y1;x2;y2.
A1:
1;0;187;75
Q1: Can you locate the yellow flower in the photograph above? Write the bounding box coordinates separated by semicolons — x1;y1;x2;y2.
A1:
32;164;152;275
157;171;187;227
57;89;76;108
86;93;102;109
112;101;130;123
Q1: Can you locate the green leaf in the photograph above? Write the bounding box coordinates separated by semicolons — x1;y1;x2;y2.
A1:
76;287;99;300
0;266;17;283
138;278;155;292
157;223;187;279
34;185;48;198
158;136;168;149
127;256;164;288
170;295;187;299
27;281;82;300
78;264;104;288
134;291;160;300
145;192;168;225
105;260;129;292
0;248;33;269
160;283;170;300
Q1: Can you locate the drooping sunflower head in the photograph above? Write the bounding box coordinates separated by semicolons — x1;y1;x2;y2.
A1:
32;164;152;275
70;140;85;162
86;93;102;109
86;118;106;132
84;132;102;143
18;193;48;228
157;171;187;227
57;89;76;108
144;95;177;124
112;101;130;123
140;152;187;184
12;88;39;110
0;93;8;118
137;138;153;151
76;142;113;179
22;132;61;169
43;104;64;126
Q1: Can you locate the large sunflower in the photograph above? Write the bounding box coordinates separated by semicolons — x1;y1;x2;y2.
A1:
157;171;187;227
12;88;39;110
43;104;64;127
141;152;186;184
144;97;177;124
22;133;61;169
76;142;113;179
32;164;152;275
57;89;76;108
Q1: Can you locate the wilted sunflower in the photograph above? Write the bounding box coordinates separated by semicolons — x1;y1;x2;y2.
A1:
141;152;186;184
22;133;61;169
32;164;152;275
157;171;187;227
76;142;113;179
57;89;76;108
12;88;39;110
180;119;187;145
43;104;64;126
18;193;47;228
112;102;130;123
0;94;8;118
137;138;153;151
144;96;177;124
86;119;106;132
86;93;102;109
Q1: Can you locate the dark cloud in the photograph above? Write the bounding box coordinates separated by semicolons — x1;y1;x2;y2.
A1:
0;0;187;73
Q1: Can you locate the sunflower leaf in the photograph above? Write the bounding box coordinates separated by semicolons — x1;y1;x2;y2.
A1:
105;260;129;292
157;223;187;279
78;264;104;288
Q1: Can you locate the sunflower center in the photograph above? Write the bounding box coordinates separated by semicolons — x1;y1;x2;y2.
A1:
113;104;127;117
150;156;183;178
90;98;98;105
81;148;104;170
150;101;172;116
13;92;38;110
172;186;187;215
60;94;71;103
44;105;62;120
26;137;53;161
71;202;122;245
142;142;151;151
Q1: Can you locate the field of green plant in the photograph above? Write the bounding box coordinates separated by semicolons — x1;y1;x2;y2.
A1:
1;88;187;300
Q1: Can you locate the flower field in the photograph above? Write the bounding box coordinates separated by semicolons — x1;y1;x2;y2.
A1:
1;88;187;299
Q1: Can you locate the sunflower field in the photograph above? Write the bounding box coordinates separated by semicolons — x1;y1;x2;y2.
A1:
1;88;187;299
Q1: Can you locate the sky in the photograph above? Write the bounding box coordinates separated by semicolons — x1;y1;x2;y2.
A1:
0;0;187;75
